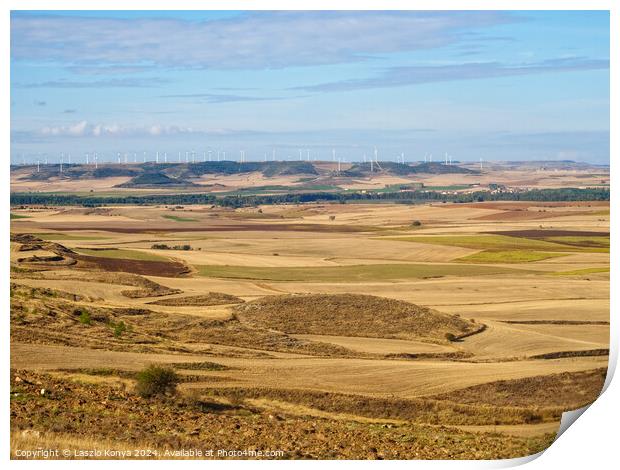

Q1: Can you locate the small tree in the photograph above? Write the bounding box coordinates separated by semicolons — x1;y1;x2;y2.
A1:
411;220;422;227
445;332;457;342
135;365;178;398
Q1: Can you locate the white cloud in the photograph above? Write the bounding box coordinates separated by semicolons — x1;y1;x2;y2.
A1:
11;11;517;69
38;121;195;138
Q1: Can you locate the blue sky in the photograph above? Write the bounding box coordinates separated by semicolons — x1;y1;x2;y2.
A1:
10;10;610;164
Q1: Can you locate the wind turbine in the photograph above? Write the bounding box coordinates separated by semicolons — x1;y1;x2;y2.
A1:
306;149;310;161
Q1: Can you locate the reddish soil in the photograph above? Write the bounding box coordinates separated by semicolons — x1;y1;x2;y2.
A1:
452;201;609;210
34;223;373;234
73;254;190;277
474;211;577;221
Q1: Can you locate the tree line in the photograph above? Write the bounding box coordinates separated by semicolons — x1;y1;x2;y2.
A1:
10;187;610;208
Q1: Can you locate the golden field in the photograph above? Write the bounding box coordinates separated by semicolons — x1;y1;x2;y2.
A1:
10;197;609;459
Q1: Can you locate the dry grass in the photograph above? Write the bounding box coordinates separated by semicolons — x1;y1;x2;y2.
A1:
235;294;476;341
10;370;555;460
148;292;243;306
431;368;606;409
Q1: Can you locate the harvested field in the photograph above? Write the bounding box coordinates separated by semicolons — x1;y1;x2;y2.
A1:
9;198;610;459
291;334;455;355
386;234;601;253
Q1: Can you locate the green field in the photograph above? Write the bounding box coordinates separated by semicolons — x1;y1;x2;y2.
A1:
162;214;198;222
33;232;105;241
196;263;525;282
551;267;610;276
76;248;169;261
457;250;567;264
385;234;606;253
425;185;472;191
10;213;30;219
544;236;609;249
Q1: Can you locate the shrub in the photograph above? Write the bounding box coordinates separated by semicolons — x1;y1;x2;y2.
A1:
329;215;336;221
77;309;91;325
411;220;422;227
151;243;171;250
113;321;127;338
445;332;457;342
135;365;178;398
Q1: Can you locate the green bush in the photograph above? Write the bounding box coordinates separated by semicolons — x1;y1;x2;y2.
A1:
412;220;422;227
113;321;127;338
135;365;179;398
77;309;91;325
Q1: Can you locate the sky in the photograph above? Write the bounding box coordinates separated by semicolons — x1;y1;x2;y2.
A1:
10;10;610;164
